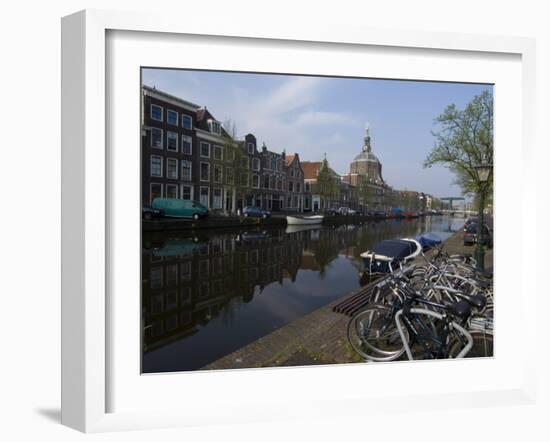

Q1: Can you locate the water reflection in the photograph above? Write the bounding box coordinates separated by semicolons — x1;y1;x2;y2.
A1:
142;216;464;373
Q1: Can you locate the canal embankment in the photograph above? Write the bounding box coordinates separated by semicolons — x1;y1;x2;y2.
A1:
142;213;422;232
202;227;492;370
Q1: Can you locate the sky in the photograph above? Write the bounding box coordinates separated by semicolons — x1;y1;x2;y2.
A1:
142;68;492;198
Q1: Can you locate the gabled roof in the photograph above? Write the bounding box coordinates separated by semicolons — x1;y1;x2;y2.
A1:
284;154;296;166
195;107;231;138
300;161;323;179
301;161;339;180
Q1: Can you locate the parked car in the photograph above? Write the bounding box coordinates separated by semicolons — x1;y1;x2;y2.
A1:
463;217;479;231
142;205;164;220
373;210;387;218
463;222;493;247
337;207;356;215
242;206;271;218
324;207;339;216
151;198;208;220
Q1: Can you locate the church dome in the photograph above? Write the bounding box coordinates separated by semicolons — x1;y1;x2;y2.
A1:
353;150;380;163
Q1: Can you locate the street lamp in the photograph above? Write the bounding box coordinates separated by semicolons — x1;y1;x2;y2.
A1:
474;159;493;272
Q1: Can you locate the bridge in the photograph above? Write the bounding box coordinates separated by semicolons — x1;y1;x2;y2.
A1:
440;197;465;210
439;197;475;217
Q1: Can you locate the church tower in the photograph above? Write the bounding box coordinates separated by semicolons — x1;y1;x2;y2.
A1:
349;125;384;184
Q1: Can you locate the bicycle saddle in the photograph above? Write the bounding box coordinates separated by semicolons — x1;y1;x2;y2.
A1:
463;294;487;310
447;300;471;320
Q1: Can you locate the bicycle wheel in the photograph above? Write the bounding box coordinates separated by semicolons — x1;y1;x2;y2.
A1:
448;330;493;358
347;304;408;362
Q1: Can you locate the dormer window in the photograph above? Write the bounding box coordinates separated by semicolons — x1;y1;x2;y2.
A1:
247;142;254;154
208;119;221;135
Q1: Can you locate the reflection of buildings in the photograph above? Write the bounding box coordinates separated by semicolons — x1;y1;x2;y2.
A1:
142;219;430;354
142;230;304;353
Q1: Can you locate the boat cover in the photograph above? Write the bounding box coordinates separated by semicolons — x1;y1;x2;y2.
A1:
370;239;419;260
415;233;442;249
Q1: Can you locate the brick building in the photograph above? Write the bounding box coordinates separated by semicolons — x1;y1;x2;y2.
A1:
141;85;200;206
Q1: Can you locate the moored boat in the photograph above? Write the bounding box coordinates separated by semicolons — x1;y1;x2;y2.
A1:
415;233;442;250
286;214;324;225
360;238;422;275
285;224;322;234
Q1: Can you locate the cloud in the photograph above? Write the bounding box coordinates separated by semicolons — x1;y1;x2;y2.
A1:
261;76;322;115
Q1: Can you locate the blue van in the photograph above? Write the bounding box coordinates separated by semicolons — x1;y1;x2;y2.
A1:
151;198;208;220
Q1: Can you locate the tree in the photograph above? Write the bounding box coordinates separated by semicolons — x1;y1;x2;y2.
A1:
222;119;251;211
316;156;339;209
424;90;493;203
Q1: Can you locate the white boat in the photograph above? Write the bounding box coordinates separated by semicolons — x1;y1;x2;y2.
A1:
286;214;324;225
285;224;322;234
360;238;422;275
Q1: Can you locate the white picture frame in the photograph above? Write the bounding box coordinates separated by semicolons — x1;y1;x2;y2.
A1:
61;9;537;433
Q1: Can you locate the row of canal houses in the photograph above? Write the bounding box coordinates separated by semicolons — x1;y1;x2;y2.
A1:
141;85;428;213
142;85;310;213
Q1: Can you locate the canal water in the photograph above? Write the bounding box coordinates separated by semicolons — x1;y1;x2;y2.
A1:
142;215;465;373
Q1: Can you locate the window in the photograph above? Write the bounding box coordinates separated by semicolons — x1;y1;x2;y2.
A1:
200;162;210;181
252;174;260;188
150;155;163;177
151;127;163;148
213;165;223;183
289;181;294;192
150;183;162;203
150;267;163;289
263;175;269;189
213;145;223;160
180;287;192;308
200;142;210;158
297;183;301;193
305;182;310;192
200;187;209;207
270;175;276;190
166;184;178;199
208;120;221;134
182;114;192;130
167;131;178;152
225;167;234;185
181;184;193;200
151;295;164;314
181;135;192;155
290;169;295;178
213;188;222;209
247;142;254;154
241;173;249;187
181;160;192;181
151;104;163;121
166;158;178;179
252;158;260;171
180;262;192;282
199;259;210;279
199;282;210;298
167;110;178;125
